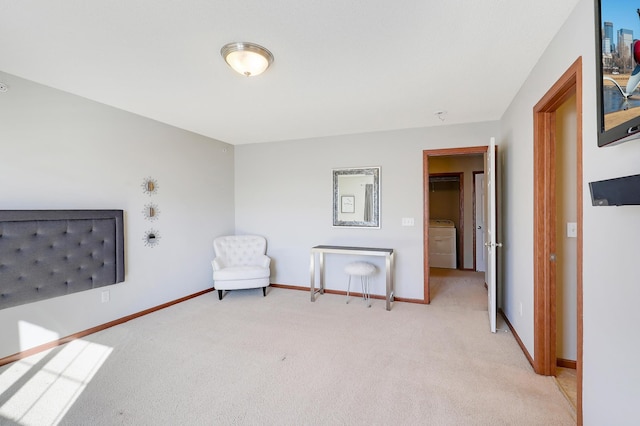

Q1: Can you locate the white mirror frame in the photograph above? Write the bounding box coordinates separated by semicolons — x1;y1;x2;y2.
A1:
332;167;380;228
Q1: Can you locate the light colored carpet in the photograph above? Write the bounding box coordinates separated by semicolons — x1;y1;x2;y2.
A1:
429;268;489;311
0;271;575;425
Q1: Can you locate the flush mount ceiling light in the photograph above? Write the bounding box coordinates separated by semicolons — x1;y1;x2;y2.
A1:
221;42;274;77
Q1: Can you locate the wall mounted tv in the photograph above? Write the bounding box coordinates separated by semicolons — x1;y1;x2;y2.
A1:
596;0;640;147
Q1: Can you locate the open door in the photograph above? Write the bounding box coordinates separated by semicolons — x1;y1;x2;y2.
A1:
474;173;486;272
485;137;500;333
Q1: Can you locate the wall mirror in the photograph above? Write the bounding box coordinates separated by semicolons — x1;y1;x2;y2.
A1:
141;177;158;195
333;167;380;228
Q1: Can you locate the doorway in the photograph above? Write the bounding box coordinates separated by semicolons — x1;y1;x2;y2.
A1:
428;172;463;269
533;57;583;423
422;146;489;304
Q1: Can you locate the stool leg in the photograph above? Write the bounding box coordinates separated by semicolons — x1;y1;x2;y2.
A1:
366;276;371;308
346;275;352;304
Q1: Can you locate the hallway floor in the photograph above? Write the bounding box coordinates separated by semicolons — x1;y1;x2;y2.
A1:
556;367;577;415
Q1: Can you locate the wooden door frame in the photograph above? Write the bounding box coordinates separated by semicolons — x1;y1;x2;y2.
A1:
533;57;583;423
422;146;490;303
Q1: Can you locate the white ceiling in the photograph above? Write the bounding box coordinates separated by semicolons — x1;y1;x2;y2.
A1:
0;0;580;145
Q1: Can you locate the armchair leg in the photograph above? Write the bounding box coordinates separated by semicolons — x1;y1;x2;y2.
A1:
262;287;266;297
218;289;223;300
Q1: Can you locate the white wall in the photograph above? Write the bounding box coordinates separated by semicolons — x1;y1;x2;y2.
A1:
500;0;640;423
234;122;498;302
0;72;235;359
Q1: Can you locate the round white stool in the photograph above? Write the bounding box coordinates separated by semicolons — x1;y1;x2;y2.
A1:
345;261;377;307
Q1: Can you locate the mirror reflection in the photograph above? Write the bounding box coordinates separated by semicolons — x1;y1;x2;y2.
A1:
333;167;380;228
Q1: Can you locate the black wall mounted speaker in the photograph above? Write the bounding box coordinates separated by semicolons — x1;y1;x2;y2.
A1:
589;174;640;206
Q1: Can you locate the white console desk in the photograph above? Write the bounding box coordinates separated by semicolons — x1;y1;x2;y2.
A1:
310;245;395;310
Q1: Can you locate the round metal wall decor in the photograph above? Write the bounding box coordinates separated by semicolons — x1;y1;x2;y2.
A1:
143;229;161;247
142;202;160;221
142;177;158;195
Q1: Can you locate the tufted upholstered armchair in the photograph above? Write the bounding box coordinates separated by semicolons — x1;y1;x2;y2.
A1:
211;235;271;300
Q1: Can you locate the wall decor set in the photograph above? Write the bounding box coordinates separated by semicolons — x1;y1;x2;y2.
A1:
141;177;161;247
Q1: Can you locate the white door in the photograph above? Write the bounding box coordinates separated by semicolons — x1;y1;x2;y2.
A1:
474;174;486;272
485;137;500;333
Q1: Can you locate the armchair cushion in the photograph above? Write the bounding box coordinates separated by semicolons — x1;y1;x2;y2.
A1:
214;265;270;281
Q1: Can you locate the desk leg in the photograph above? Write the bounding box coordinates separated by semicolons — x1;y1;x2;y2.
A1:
385;253;392;311
310;252;315;302
319;252;325;294
390;252;395;302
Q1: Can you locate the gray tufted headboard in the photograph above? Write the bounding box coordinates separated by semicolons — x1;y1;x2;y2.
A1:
0;210;125;310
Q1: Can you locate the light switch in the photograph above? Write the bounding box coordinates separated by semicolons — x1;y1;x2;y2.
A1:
402;217;415;227
567;222;577;238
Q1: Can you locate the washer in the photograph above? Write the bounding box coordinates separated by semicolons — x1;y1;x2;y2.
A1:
428;219;457;269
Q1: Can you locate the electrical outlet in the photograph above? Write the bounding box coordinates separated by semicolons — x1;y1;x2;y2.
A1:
401;217;415;226
101;290;110;303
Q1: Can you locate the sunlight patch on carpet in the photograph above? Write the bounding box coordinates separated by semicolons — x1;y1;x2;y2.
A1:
0;339;112;425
